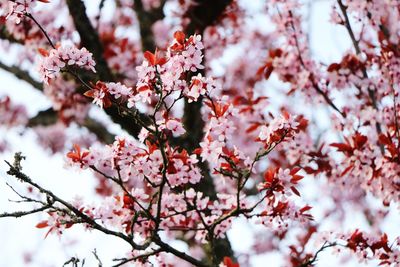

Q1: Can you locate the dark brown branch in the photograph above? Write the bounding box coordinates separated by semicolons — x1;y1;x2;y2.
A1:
65;0;151;138
185;0;232;34
153;235;209;267
181;0;233;149
0;204;52;218
300;241;339;267
25;13;55;49
5;159;139;248
181;0;233;151
28;108;116;144
179;1;235;264
134;0;166;52
0;25;23;44
65;0;113;81
111;249;162;267
0;61;43;91
336;0;378;108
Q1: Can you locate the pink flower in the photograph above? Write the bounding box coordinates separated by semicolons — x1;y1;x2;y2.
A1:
166;119;186;137
38;45;96;84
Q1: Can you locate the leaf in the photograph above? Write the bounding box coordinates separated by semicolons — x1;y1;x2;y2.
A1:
174;31;186;44
330;142;353;153
36;221;49;228
290;186;301;196
144;51;156;65
340;164;354;177
38;48;49;57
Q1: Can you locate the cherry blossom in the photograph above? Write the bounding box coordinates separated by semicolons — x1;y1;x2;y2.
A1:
38;45;96;84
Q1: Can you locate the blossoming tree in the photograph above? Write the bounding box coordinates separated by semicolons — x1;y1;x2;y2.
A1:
0;0;400;266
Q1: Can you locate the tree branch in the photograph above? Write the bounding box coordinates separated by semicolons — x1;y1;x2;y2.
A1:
0;204;52;218
0;61;43;91
134;0;166;52
179;1;235;264
65;0;113;81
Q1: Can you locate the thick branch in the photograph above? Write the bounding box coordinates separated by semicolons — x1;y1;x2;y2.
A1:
28;108;116;144
63;1;150;137
134;0;166;52
337;0;378;108
181;0;233;150
4;160;141;249
0;61;43;91
185;0;232;34
65;0;113;81
0;25;23;44
179;0;235;264
153;235;209;267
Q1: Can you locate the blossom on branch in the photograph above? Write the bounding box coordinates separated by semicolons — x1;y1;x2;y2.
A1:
38;45;96;84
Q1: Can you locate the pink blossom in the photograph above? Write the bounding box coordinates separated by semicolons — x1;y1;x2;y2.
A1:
38;45;96;84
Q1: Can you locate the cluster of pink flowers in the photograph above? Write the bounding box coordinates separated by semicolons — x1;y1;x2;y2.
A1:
83;32;214;111
255;167;311;233
132;31;207;104
100;31;142;82
84;81;131;108
323;230;400;266
2;0;47;24
38;45;96;84
258;112;299;145
66;136;203;187
200;97;241;165
83;31;216;114
140;0;162;11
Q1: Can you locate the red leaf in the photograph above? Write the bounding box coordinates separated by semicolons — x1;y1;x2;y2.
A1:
192;148;202;155
290;186;301;196
38;48;49;57
246;123;260;133
36;221;49;228
340;164;354;177
378;134;392;146
223;257;239;267
174;31;186;44
300;205;312;213
330;143;353;153
144;51;156;65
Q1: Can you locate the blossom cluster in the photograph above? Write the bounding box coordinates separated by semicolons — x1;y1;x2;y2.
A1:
83;31;214;110
258;112;299;145
330;230;400;266
38;45;96;84
84;81;131;108
2;0;49;24
132;32;207;104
